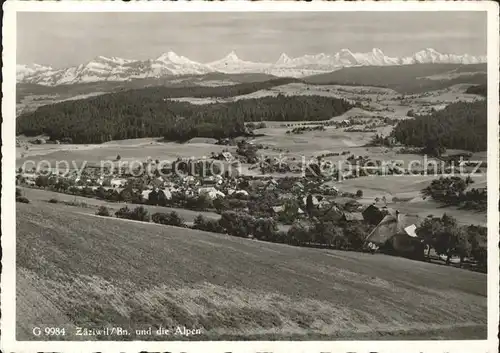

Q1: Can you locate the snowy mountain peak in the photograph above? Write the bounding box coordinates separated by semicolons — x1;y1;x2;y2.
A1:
339;48;354;55
224;51;239;61
93;56;132;65
276;53;292;65
156;51;182;62
17;48;487;86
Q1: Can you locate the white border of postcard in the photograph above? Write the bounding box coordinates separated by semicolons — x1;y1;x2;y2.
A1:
2;1;499;352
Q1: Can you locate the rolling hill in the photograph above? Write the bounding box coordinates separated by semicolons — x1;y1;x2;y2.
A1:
17;198;487;340
302;63;487;94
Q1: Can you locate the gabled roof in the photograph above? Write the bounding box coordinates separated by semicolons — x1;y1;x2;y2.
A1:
343;212;364;221
364;213;421;245
272;206;284;213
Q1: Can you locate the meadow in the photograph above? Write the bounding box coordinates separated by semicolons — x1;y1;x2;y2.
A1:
17;198;487;340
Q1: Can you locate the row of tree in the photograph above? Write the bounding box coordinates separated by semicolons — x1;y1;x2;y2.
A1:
417;214;487;269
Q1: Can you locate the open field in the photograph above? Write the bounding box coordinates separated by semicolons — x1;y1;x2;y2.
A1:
167;81;483;119
16;73;277;115
16;137;233;168
17;198;486;340
329;174;487;226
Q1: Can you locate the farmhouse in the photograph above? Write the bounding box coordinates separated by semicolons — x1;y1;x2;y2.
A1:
364;211;424;259
342;212;364;222
362;204;386;225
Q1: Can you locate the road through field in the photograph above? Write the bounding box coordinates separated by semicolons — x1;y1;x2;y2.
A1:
16;198;487;340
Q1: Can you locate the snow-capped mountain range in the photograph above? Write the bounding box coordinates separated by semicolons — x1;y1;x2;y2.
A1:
17;48;486;86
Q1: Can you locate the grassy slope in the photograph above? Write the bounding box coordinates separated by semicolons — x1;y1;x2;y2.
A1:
17;197;486;340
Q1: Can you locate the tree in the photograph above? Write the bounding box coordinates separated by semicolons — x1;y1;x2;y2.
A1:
130;206;150;222
95;186;107;199
16;196;30;203
305;194;315;217
356;189;363;198
115;206;131;219
96;206;111;217
148;189;159;205
417;216;444;258
219;211;255;238
454;228;472;267
253;217;278;241
193;214;224;233
287;221;311;246
278;199;300;225
152;211;184;227
157;189;169;206
35;175;50;188
116;154;121;161
344;222;367;250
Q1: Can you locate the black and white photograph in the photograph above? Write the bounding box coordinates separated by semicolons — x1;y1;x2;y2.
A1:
2;1;499;352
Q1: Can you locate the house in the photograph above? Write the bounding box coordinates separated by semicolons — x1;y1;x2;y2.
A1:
265;179;278;190
228;189;249;197
142;189;152;200
362;204;385;225
110;178;127;188
318;200;331;209
221;151;234;162
303;195;320;207
160;188;173;200
293;181;305;191
198;187;225;200
21;173;37;181
183;175;197;185
363;211;424;259
342;212;364;222
149;177;164;189
202;176;217;185
272;205;285;214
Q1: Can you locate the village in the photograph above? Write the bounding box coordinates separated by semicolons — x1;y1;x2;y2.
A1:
15;137;488;272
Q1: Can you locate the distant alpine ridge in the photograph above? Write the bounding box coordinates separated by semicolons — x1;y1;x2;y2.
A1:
17;48;487;86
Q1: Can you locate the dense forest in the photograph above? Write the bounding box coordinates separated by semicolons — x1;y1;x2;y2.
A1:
465;84;487;97
392;100;487;152
17;81;352;143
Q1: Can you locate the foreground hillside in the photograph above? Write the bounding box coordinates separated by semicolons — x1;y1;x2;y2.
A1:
17;199;486;340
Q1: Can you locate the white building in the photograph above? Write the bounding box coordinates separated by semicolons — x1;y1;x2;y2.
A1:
110;178;127;188
198;187;225;200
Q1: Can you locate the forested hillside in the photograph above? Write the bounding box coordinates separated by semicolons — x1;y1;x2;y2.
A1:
303;63;486;94
16;82;352;143
465;84;487;97
16;72;280;103
392;100;487;152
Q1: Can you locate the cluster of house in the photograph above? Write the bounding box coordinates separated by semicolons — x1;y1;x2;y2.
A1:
18;164;424;256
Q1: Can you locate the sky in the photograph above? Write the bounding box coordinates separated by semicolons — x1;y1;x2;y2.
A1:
17;11;487;68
